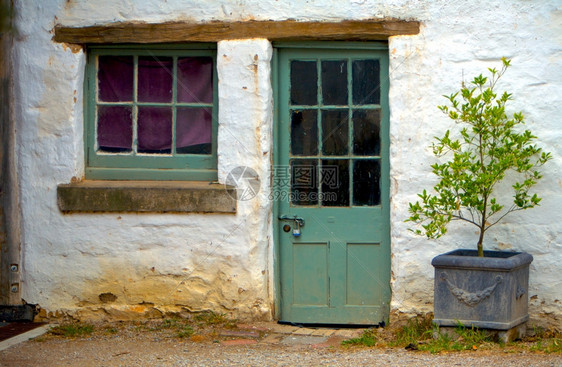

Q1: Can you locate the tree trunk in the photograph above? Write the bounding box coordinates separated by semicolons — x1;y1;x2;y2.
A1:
477;230;484;257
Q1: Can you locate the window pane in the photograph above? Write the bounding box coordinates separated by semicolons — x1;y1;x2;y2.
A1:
291;110;318;156
290;61;317;106
353;159;380;206
291;159;318;205
177;57;213;104
137;107;172;154
321;60;348;105
321;159;349;206
176;108;212;154
97;106;133;152
98;56;133;102
353;110;380;156
138;56;173;103
322;109;348;156
352;59;380;105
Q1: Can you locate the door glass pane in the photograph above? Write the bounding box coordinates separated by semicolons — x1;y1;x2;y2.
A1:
138;56;173;103
97;105;132;152
321;60;348;105
291;110;318;156
353;110;380;156
352;59;380;105
291;159;318;205
322;109;348;156
98;56;133;102
321;159;349;206
290;61;317;106
353;159;380;206
176;108;212;154
137;107;172;154
177;57;213;103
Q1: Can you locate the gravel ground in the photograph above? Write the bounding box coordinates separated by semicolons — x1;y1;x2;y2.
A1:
0;333;560;367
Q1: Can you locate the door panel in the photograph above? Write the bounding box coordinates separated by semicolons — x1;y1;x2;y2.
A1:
276;45;390;325
346;243;382;306
293;243;329;306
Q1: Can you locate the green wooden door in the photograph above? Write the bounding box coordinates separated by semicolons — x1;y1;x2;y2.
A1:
275;45;390;325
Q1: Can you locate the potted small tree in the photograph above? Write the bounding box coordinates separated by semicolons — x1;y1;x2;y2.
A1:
407;58;551;339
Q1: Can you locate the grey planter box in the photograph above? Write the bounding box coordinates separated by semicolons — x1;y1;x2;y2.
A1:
432;249;532;330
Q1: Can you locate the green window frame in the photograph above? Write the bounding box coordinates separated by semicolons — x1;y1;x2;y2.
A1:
85;44;218;181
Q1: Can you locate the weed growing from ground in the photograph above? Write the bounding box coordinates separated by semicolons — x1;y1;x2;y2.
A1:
422;323;494;353
390;319;495;353
529;338;561;354
341;315;561;354
127;312;236;339
523;325;562;354
341;329;378;347
391;313;434;347
50;323;94;338
104;326;118;334
193;311;237;328
176;325;194;339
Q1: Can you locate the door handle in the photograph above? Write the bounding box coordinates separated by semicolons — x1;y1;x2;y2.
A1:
278;215;305;227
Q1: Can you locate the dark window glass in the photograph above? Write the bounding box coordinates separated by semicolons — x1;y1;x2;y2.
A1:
137;107;172;154
291;110;318;156
138;56;173;103
97;106;133;152
176;107;212;154
322;109;348;156
291;159;318;205
353;109;381;156
290;61;317;106
98;56;133;102
321;159;349;206
352;59;380;105
353;159;381;206
177;57;213;103
321;60;348;105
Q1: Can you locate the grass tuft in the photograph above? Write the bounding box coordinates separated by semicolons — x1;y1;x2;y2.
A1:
422;323;494;353
341;329;378;347
176;325;195;338
524;325;562;354
50;323;94;338
391;313;434;347
339;315;544;354
193;311;237;329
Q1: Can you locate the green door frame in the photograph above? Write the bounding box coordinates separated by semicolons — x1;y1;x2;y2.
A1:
271;41;391;322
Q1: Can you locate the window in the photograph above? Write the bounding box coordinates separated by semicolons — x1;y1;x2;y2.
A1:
85;44;218;180
284;51;385;207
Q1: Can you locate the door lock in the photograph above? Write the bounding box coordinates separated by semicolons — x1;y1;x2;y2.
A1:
278;215;305;237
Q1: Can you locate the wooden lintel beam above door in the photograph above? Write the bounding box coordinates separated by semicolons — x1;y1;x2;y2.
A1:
53;19;420;44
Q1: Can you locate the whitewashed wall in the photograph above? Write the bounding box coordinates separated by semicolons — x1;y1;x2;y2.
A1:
12;0;561;327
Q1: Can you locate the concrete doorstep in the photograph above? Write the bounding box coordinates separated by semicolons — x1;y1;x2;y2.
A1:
0;324;51;352
222;323;364;348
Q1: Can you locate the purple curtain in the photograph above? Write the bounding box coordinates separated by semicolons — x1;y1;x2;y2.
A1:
138;56;173;103
98;56;134;102
176;108;212;150
138;107;173;153
96;55;213;155
177;57;213;103
97;106;132;151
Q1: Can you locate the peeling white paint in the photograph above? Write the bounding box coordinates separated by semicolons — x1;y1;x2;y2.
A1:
11;0;562;328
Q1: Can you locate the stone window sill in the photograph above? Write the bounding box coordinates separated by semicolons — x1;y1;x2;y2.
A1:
57;180;237;213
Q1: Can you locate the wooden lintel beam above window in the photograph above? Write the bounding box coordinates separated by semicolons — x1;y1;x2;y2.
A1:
53;19;420;44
